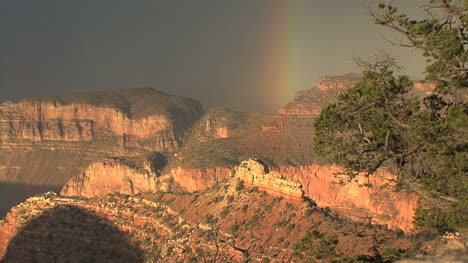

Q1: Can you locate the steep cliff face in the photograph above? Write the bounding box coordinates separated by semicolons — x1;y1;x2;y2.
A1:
60;155;232;198
0;88;203;152
1;75;428;236
55;75;418;231
275;164;418;232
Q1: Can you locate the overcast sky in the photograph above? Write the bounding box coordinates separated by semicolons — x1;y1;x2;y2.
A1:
0;0;428;113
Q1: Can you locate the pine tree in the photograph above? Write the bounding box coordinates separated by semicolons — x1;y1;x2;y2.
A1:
314;0;467;233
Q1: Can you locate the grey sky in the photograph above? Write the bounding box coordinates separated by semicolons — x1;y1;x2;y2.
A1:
1;0;428;113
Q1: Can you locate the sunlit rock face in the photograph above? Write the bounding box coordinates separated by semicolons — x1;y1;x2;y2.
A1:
61;152;173;198
165;74;417;231
274;165;418;232
61;158;157;198
164;159;417;232
1;75;423;234
235;159;305;204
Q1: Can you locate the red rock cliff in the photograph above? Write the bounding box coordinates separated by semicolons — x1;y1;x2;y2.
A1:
61;158;157;197
235;159;305;203
170;166;231;192
275;164;418;232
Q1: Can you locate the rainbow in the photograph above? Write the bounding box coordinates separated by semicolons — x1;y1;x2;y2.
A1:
259;1;310;110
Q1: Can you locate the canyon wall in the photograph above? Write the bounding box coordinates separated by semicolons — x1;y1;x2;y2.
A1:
316;73;362;91
0;88;203;185
185;107;271;146
0;88;203;152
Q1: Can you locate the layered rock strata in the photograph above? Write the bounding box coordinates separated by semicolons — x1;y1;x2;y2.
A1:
0;88;203;186
0;88;203;152
235;159;304;203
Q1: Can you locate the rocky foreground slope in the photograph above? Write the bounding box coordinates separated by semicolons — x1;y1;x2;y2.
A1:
62;157;418;232
1;165;434;262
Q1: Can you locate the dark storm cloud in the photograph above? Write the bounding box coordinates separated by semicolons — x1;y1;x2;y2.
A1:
0;0;427;113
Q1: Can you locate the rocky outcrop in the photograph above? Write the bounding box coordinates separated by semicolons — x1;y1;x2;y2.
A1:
0;88;203;152
166;159;417;231
234;158;417;231
170;166;231;192
0;193;160;262
1;183;427;262
235;159;304;203
61;156;170;198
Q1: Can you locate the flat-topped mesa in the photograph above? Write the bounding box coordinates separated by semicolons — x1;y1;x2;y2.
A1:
61;154;171;198
235;158;305;203
0;88;203;152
